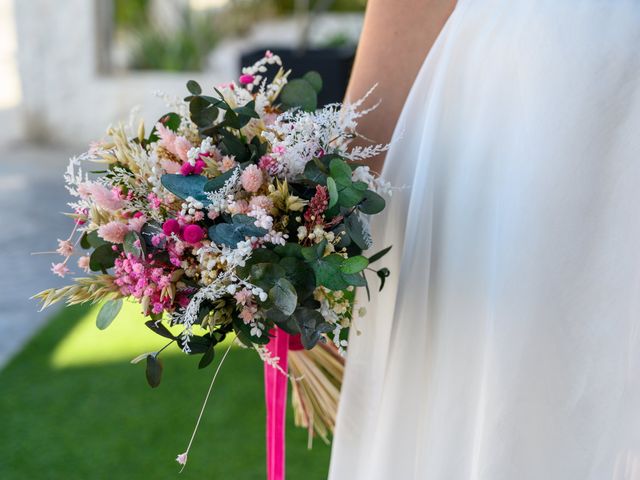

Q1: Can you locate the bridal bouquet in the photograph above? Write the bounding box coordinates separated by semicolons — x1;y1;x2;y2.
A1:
35;52;391;475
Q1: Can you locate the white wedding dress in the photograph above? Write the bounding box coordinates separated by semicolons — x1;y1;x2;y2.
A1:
329;1;640;479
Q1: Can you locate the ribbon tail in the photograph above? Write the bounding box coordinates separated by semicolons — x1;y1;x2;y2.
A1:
264;329;290;480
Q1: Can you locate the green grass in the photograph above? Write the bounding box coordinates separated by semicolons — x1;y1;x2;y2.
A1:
0;303;331;479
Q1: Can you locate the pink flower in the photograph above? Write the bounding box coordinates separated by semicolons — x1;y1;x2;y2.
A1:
162;219;181;237
220;156;237;173
85;182;124;211
265;50;273;58
148;193;162;210
258;155;281;175
156;122;178;153
207;210;219;221
249;195;273;212
239;74;255;85
151;234;164;247
228;200;249;215
77;255;91;272
239;307;255;323
51;262;70;278
128;215;147;233
240;165;263;193
176;452;188;466
98;221;130;244
182;224;205;244
56;239;74;257
160;158;181;174
234;288;253;305
272;145;286;155
77;182;93;199
174;136;192;163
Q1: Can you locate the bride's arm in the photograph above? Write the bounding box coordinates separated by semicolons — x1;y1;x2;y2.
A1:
346;0;456;173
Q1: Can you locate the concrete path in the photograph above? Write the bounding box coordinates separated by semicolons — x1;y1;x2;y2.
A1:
0;143;78;368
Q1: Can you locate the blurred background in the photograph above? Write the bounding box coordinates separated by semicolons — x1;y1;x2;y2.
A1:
0;0;365;478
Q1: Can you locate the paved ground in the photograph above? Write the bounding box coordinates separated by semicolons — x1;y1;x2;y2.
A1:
0;142;78;368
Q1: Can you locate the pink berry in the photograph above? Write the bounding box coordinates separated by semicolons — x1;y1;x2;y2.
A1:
182;224;204;244
162;218;181;237
180;162;195;176
239;74;255;85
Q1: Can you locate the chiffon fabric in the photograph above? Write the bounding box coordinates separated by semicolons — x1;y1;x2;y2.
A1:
329;1;640;478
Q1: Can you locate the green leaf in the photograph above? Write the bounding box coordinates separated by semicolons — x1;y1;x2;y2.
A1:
80;232;91;249
269;278;298;316
190;96;219;128
218;129;249;161
340;255;369;274
96;299;122;330
198;346;215;369
279;256;316;300
368;245;392;264
377;267;390;291
234;100;260;121
86;230;108;249
303;158;328;185
250;263;286;291
123;231;145;258
273;243;303;259
341;271;367;287
148;112;181;143
186;80;202;95
301;240;327;262
144;320;176;340
145;355;163;388
345;214;371;250
293;308;333;349
329;158;352;181
161;174;209;203
89;243;119;272
203;168;236;193
308;254;349;291
326;177;338;209
337;184;365;208
280;78;318;112
302;71;323;93
208;214;268;247
359;190;386;215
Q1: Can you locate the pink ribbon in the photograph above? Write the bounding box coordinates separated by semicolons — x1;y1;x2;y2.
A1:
264;330;304;480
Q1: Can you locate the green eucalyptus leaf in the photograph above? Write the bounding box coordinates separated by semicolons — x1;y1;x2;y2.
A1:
274;243;303;259
186;80;202;95
345;214;371;250
145;355;163;388
161;174;209;203
326;177;339;209
329;158;352;181
123;231;145;258
96;299;123;330
198;347;215;369
359;190;386;215
280;78;317;112
89;243;119;272
293;307;333;350
203;168;237;193
303;159;328;185
302;71;323;93
190;97;219;128
269;278;298;316
340;255;369;274
144;320;176;340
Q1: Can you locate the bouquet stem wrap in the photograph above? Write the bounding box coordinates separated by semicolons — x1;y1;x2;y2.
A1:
265;330;304;480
